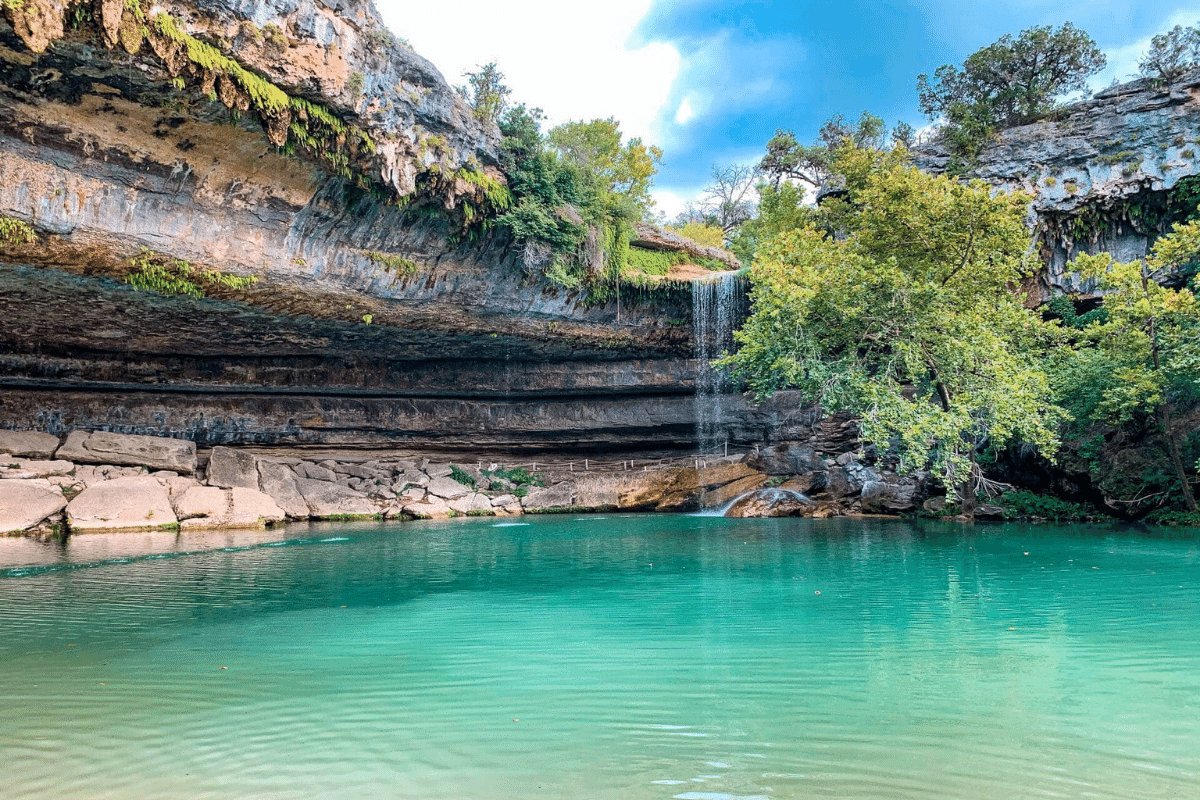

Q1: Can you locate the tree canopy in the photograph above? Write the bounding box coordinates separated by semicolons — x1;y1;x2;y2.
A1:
760;112;886;191
918;23;1105;167
546;118;663;213
1139;23;1200;82
722;145;1065;508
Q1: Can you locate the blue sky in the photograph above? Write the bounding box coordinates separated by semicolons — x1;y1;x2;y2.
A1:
380;1;1200;217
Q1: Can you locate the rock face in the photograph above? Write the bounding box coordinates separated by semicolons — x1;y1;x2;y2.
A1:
631;223;742;271
913;69;1200;303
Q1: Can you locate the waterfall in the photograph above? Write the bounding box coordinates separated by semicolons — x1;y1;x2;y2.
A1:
692;272;747;455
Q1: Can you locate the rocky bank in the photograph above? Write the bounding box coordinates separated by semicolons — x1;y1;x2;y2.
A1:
1;427;939;534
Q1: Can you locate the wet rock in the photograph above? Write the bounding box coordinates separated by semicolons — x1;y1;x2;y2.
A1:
294;478;378;519
702;473;769;510
923;496;950;514
426;477;472;500
0;480;68;533
58;431;197;475
745;443;827;476
66;476;178;531
725;488;812;518
975;504;1008;521
257;461;310;519
205;446;261;490
859;481;918;513
780;471;826;494
0;430;60;458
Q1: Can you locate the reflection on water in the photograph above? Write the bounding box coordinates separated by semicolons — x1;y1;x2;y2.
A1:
1;516;1198;799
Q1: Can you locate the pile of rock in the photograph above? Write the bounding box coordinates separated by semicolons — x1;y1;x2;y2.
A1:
1;429;934;536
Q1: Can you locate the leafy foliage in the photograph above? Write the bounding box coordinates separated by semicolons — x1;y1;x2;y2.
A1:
0;215;36;245
547;118;663;213
667;222;725;248
1059;222;1200;511
760;112;886;192
1139;24;1200;82
125;249;256;298
723;145;1065;505
999;490;1092;521
448;464;476;488
458;62;511;125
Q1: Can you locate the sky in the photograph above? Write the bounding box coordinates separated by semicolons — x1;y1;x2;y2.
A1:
376;1;1200;219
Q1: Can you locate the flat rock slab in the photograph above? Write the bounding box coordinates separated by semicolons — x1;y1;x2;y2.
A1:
0;459;75;480
0;480;68;532
174;485;285;529
58;431;197;475
66;476;178;531
448;492;492;514
0;430;60;458
295;478;378;518
402;497;452;520
205;446;260;490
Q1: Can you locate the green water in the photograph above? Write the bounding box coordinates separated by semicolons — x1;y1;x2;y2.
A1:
1;516;1198;799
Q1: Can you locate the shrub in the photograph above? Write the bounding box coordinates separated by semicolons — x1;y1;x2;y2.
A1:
999;490;1093;521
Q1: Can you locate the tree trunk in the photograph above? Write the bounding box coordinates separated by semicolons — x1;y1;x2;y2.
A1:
1161;403;1198;512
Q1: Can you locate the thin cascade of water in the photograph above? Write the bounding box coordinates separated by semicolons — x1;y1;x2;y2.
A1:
692;272;747;454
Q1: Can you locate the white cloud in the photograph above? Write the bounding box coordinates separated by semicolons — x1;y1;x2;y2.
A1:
375;0;680;144
674;96;696;125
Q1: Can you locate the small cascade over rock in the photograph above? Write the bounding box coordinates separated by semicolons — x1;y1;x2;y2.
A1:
692;271;749;454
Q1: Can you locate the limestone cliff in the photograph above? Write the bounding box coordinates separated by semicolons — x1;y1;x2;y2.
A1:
0;0;757;452
913;69;1200;303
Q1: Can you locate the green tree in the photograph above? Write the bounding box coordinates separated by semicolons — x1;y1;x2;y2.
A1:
723;145;1065;513
458;61;511;125
1063;225;1200;511
760;111;885;191
1139;24;1200;82
547;118;663;214
918;23;1106;165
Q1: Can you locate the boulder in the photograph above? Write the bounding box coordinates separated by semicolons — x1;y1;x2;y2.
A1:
0;430;60;458
449;493;493;514
294;478;378;518
0;480;68;532
257;461;310;518
725;487;812;518
522;483;575;511
73;464;146;486
859;481;919;513
174;485;286;528
424;462;454;479
489;493;517;507
66;476;178;531
426;476;472;500
402;496;452;519
975;504;1008;521
0;459;75;480
57;430;197;474
297;462;337;482
780;471;826;494
205;446;260;490
744;443;828;476
824;462;881;499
